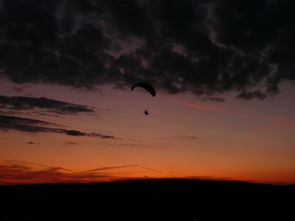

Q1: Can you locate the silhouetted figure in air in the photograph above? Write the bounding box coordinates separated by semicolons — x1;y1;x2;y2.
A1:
144;110;149;115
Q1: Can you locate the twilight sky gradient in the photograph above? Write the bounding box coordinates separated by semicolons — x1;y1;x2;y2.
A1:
0;0;294;184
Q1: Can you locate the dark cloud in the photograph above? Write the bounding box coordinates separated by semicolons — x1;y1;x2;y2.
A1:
27;141;37;144
0;114;115;138
0;114;57;131
96;134;115;139
0;0;294;99
0;95;94;115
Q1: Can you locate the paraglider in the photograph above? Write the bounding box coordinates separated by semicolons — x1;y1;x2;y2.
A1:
131;82;156;97
131;82;156;116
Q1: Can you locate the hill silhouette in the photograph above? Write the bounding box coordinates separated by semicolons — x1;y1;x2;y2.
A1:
0;179;294;221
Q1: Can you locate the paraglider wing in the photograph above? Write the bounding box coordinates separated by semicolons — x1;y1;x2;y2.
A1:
131;82;156;97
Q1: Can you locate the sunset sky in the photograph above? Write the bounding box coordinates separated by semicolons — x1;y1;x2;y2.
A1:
0;0;294;185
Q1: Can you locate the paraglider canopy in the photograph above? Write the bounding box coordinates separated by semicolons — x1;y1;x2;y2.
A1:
131;82;156;97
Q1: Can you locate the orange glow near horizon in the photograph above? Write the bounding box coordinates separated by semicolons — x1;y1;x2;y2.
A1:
1;160;294;185
0;83;294;185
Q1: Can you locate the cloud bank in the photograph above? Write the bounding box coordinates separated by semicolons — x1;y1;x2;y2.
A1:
0;0;294;99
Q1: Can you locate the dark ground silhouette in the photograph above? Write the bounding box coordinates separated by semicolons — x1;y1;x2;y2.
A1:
0;179;294;221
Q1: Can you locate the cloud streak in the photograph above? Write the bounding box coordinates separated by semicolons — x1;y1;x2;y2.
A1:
85;164;141;172
0;164;117;185
171;99;229;111
255;120;295;130
241;113;295;130
0;115;115;138
0;163;162;185
0;95;94;115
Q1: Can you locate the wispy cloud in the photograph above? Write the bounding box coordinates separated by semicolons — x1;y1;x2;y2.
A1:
0;95;95;115
66;142;78;145
27;141;38;145
172;99;294;131
177;136;199;140
0;164;134;185
84;165;141;172
202;97;225;102
241;113;286;123
0;115;115;138
241;113;295;130
256;121;295;130
171;99;229;111
0;164;115;185
140;167;163;173
0;161;163;185
19;160;73;172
